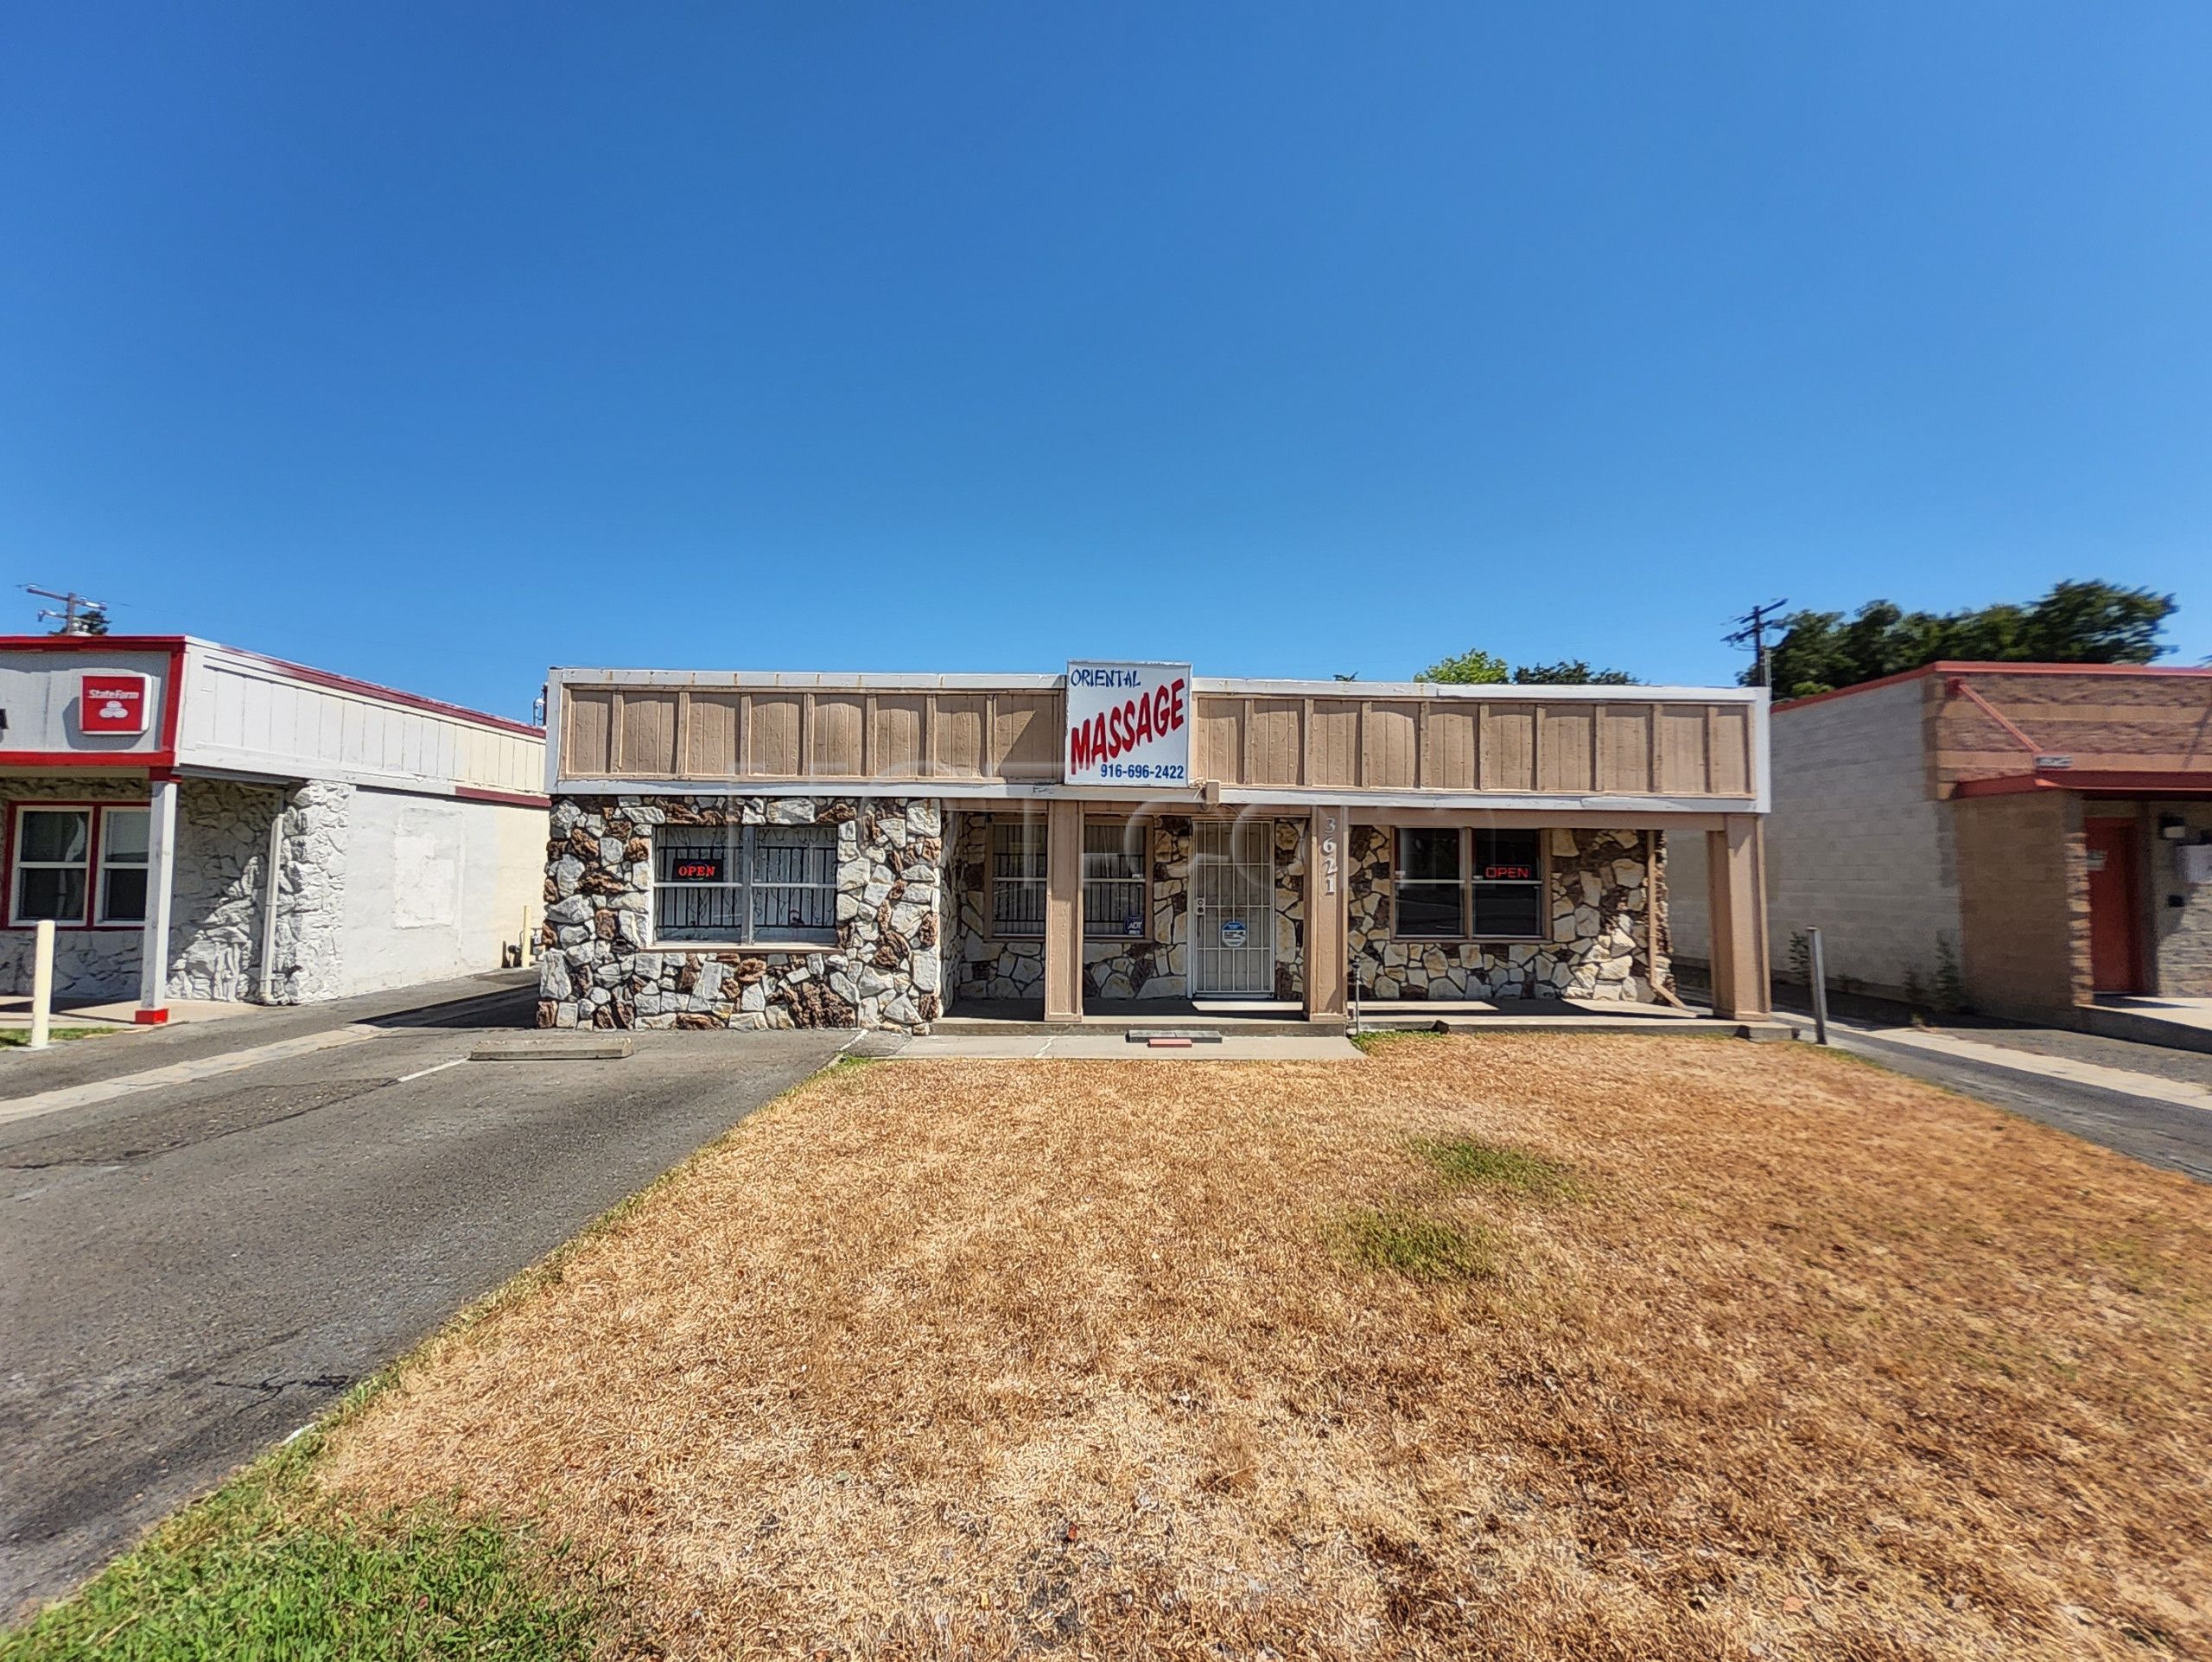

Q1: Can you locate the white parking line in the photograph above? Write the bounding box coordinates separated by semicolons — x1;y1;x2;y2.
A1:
393;1057;468;1084
0;1025;390;1129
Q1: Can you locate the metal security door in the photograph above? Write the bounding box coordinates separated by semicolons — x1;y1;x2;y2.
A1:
1191;820;1274;996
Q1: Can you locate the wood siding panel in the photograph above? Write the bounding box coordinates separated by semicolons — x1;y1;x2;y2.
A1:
747;694;802;778
1707;704;1751;796
1656;705;1710;794
869;695;926;780
933;695;987;778
994;694;1060;780
1193;696;1245;785
810;694;865;777
617;691;677;777
1536;705;1594;793
550;680;1767;799
563;689;613;777
1363;702;1420;790
1480;704;1535;791
684;693;742;778
1248;698;1303;787
1307;704;1360;789
1421;704;1477;790
1597;704;1653;793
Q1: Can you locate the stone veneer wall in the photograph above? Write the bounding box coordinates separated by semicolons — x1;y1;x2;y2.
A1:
267;780;352;1003
950;815;1308;1004
1347;825;1669;1002
536;794;944;1033
168;780;284;1001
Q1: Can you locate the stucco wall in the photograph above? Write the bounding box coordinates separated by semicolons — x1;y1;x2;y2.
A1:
1953;790;2087;1019
1672;677;1960;999
331;786;540;999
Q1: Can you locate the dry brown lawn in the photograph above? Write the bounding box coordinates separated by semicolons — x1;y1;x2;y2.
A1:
319;1036;2212;1660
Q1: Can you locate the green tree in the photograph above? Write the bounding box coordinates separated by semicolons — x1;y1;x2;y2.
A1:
1418;648;1509;685
1418;649;1637;685
1758;580;2175;699
1512;659;1637;685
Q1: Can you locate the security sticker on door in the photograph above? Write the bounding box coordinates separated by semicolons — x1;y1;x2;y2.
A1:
1219;918;1248;948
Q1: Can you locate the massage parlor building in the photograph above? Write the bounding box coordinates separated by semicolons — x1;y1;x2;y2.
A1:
0;634;547;1020
537;663;1773;1032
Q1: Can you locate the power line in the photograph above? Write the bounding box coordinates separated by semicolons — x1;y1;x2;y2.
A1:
1724;598;1789;688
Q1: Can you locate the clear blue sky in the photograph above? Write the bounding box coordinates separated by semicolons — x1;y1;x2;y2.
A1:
4;3;2207;721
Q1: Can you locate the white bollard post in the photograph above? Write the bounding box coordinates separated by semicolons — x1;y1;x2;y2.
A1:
29;918;55;1050
1808;926;1830;1046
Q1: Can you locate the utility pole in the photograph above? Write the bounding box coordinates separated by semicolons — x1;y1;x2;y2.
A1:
1725;598;1789;688
25;586;110;635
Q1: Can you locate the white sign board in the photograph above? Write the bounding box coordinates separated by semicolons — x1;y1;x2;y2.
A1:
1065;661;1192;786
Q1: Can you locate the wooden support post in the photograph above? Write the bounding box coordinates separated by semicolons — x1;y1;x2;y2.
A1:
1043;799;1085;1022
1303;805;1350;1025
1706;813;1771;1020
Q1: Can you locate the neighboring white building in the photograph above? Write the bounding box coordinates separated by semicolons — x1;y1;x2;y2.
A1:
0;634;547;1019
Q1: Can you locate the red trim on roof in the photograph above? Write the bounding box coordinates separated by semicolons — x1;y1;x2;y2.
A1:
1776;659;2212;716
0;751;173;770
454;785;551;811
1953;768;2212;799
0;634;188;651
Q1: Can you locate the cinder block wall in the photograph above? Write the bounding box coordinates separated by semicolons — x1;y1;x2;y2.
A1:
1951;790;2087;1018
1672;677;1961;998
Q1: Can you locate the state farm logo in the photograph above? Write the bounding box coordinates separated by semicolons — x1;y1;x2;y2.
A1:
79;673;151;736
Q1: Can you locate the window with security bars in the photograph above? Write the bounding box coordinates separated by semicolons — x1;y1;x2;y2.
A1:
1393;828;1546;941
989;822;1046;937
1083;822;1147;939
653;825;839;946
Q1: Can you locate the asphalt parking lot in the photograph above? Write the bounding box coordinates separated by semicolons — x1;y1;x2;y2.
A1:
0;981;843;1618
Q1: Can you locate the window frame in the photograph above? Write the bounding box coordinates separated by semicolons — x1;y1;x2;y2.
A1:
97;806;153;927
6;801;154;932
1389;826;1550;946
1081;818;1151;943
648;822;841;949
988;819;1048;939
984;817;1156;943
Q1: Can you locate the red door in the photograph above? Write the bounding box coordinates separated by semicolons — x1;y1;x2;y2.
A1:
2085;821;2145;994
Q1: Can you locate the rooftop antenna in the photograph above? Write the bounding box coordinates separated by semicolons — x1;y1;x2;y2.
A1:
25;586;111;636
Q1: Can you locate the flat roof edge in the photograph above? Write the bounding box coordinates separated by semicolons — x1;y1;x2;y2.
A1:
549;666;1762;702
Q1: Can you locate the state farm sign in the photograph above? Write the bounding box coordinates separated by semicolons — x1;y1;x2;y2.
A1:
1065;661;1192;786
79;672;151;736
